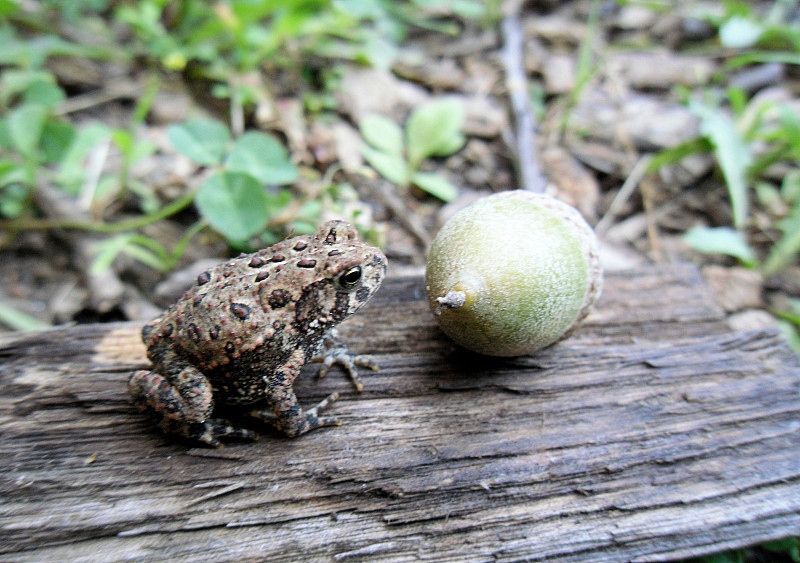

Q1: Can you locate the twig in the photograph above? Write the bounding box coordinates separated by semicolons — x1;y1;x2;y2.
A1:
501;1;546;193
595;154;652;237
640;175;664;264
355;176;431;247
55;82;143;116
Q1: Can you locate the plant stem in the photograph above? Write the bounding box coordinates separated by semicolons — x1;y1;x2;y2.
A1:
1;192;196;235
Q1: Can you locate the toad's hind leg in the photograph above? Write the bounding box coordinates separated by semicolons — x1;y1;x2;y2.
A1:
129;349;258;447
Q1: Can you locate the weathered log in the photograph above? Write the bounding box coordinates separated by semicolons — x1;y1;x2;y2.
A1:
1;264;798;562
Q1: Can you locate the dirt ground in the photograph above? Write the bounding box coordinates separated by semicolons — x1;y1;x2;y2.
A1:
1;0;798;347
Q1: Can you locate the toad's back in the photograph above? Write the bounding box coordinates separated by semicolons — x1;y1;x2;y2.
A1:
142;221;387;374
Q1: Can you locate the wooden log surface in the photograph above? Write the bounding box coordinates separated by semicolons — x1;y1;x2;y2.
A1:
1;264;799;562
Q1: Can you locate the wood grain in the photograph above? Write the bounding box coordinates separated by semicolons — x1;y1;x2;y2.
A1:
1;264;798;562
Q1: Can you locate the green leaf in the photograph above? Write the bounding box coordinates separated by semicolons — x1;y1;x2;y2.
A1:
0;70;55;106
110;128;157;166
132;136;159;167
91;234;132;273
0;0;20;17
406;98;464;170
647;137;713;173
0;181;30;218
57;123;112;194
0;301;51;332
696;550;746;563
133;76;160;126
727;51;800;69
91;234;172;274
778;105;800;159
361;145;409;185
94;174;121;203
360;114;404;155
120;242;172;272
295;197;322;231
719;16;763;48
357;34;400;70
691;100;752;229
782;170;800;205
684;226;757;267
167;221;206;268
775;306;800;328
428;132;466;158
0;29;109;68
40;121;76;164
411;171;458;202
7;104;47;159
167;119;230;166
111;129;134;160
763;206;800;277
726;86;748;117
0;160;28;187
761;536;800;560
195;171;270;242
23;80;65;109
448;0;487;19
0;117;11;150
225;131;298;185
755;180;782;209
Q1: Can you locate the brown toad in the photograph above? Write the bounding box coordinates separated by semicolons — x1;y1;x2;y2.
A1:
129;221;387;446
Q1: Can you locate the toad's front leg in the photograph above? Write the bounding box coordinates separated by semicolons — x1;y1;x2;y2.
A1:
129;348;258;447
310;329;379;392
250;349;341;437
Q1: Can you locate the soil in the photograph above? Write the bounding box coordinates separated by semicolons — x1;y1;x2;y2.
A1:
1;0;798;347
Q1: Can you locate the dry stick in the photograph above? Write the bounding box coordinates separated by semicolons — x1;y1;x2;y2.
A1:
640;175;665;263
595;154;652;237
600;68;666;259
55;82;143;116
368;178;432;247
501;4;547;193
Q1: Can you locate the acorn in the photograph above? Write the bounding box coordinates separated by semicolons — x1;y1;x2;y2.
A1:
425;190;602;357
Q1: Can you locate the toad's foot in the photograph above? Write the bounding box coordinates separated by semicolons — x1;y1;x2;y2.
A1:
311;336;378;392
130;367;258;447
251;392;341;437
188;419;260;448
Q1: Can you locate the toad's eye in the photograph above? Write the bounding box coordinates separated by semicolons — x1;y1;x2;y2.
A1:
335;266;362;291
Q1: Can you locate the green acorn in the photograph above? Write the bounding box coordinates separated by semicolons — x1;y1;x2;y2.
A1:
425;190;602;356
